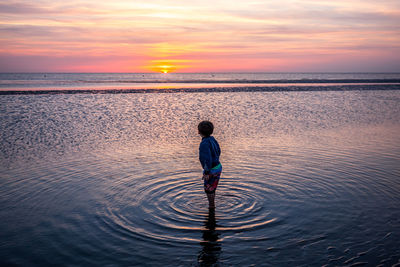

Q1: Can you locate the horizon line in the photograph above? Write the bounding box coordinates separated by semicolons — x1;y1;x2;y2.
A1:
2;71;400;74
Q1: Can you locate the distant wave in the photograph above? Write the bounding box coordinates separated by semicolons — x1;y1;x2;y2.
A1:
11;78;400;84
1;84;399;95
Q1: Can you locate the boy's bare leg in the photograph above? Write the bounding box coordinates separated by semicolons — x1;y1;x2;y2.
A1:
207;192;215;209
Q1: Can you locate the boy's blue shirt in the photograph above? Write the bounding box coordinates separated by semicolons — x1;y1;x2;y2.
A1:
199;136;221;174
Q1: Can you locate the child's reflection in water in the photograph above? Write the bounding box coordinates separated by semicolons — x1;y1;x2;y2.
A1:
198;208;221;266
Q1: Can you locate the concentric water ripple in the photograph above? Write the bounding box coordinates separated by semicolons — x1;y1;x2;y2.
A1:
96;166;281;247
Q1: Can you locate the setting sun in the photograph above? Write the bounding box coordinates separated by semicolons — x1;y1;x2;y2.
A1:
148;64;178;73
143;58;197;73
160;65;171;73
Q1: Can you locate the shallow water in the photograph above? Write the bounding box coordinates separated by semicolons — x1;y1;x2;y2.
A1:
1;90;400;266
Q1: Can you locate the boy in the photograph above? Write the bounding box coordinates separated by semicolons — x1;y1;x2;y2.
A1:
198;121;222;209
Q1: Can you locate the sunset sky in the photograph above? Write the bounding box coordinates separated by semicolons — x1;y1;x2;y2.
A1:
1;0;400;72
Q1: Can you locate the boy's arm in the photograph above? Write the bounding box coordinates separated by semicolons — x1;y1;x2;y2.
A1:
199;141;212;175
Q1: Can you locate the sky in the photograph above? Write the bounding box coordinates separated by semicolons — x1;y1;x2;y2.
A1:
0;0;400;73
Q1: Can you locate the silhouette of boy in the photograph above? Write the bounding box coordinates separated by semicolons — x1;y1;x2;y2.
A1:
198;121;222;209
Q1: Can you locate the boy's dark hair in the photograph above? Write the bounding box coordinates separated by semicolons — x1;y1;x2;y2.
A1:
198;121;214;137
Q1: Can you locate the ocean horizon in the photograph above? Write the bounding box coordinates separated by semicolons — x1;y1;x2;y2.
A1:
1;72;400;94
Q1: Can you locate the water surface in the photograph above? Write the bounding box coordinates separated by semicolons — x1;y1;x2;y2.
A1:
1;72;400;92
1;90;400;266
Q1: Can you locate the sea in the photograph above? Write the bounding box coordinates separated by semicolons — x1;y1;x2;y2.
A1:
1;72;400;93
1;73;400;266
